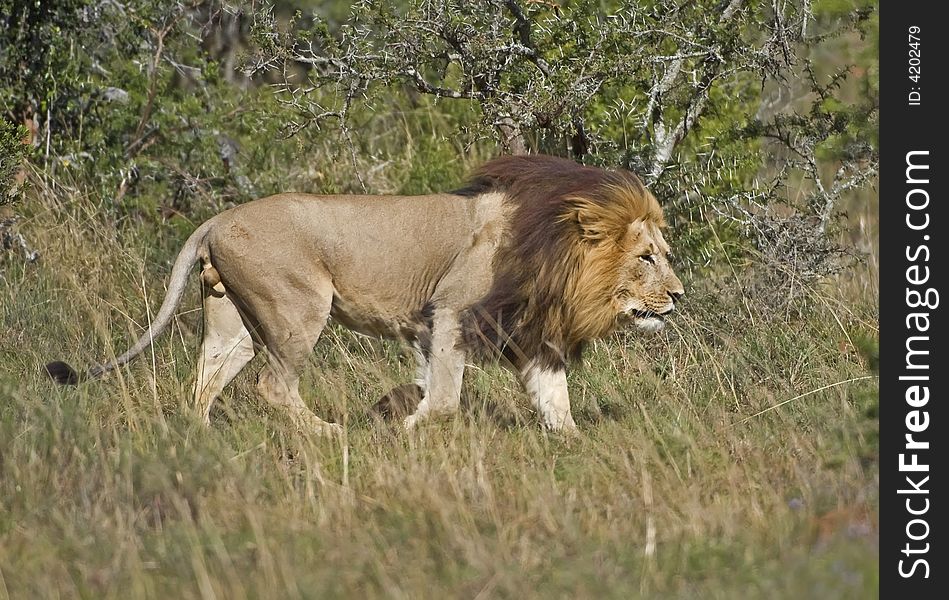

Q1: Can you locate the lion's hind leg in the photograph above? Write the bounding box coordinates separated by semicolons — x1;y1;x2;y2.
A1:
193;290;256;424
252;278;342;437
256;364;342;436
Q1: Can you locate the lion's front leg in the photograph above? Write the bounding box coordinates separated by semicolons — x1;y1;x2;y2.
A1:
520;362;578;432
403;312;465;429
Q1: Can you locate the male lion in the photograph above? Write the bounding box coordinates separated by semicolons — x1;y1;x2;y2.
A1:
46;155;684;433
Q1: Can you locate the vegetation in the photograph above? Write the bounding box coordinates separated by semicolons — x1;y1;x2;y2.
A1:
1;0;878;597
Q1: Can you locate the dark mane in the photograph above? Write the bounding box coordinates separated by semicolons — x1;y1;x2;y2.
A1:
457;154;663;370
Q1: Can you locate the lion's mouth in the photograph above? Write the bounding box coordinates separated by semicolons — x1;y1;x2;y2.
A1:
627;308;666;321
620;307;671;333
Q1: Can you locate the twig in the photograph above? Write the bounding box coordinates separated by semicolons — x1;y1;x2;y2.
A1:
736;375;876;424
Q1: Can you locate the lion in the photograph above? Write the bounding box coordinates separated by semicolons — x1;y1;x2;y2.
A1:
46;155;684;433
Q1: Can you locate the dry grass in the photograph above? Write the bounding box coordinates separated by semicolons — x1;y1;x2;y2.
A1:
0;174;878;598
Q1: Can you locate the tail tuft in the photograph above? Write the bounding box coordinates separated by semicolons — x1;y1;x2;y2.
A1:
45;361;80;385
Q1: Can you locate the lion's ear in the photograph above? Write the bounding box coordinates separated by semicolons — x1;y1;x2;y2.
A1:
570;203;625;243
624;219;647;242
573;206;600;240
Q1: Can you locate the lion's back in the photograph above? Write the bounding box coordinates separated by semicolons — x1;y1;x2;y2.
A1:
205;191;508;337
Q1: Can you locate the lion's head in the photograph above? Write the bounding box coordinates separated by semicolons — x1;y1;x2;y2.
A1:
458;155;684;370
561;179;683;342
604;218;683;334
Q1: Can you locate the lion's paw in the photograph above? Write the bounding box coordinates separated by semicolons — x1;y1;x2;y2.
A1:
544;415;579;436
292;412;343;437
320;422;344;437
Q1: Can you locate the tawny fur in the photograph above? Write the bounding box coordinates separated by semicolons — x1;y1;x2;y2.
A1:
46;154;683;433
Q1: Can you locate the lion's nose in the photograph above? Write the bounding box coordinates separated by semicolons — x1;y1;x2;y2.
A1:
668;289;684;304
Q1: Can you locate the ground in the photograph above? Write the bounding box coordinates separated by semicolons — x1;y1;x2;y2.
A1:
0;185;878;598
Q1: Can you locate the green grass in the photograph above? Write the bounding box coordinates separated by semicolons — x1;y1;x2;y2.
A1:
0;175;878;598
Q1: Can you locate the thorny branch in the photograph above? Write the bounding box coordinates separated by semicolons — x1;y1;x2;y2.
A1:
246;0;877;286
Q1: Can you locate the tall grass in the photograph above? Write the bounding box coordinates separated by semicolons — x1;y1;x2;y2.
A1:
1;166;878;598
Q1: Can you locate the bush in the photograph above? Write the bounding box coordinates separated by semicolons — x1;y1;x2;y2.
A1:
249;0;878;288
0;119;28;205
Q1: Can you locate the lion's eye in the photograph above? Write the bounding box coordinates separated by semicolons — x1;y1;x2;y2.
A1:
639;254;655;264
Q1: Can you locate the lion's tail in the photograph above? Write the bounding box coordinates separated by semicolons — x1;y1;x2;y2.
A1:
46;220;215;385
